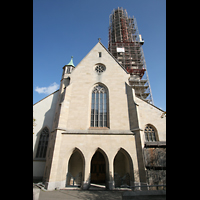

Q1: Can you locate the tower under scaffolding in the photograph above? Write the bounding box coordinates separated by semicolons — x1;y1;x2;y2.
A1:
108;7;154;104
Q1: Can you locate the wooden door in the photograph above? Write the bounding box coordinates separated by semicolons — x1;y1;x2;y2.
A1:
91;151;106;184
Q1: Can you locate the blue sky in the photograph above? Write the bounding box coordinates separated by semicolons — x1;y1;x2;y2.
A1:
33;0;166;111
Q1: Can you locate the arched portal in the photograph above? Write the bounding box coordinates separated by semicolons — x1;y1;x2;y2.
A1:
90;148;109;186
114;148;134;188
66;148;85;187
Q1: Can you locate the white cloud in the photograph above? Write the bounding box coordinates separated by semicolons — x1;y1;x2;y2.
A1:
35;82;59;95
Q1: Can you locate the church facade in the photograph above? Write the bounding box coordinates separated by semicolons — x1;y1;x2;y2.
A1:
33;41;166;190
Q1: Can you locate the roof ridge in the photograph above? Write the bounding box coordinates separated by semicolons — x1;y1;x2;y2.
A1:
135;95;165;112
33;89;59;106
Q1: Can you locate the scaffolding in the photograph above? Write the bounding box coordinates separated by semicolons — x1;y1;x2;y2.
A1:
108;7;154;104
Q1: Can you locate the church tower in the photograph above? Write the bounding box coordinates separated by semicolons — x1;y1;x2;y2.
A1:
51;56;75;130
108;7;154;104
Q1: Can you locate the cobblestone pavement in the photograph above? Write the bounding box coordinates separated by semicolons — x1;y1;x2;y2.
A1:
39;189;124;200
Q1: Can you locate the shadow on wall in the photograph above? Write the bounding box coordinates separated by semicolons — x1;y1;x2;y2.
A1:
66;148;85;187
33;91;59;181
33;91;59;159
114;148;134;188
125;82;139;130
80;148;136;190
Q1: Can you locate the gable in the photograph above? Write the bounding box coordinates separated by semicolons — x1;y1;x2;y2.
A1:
62;42;132;130
72;41;129;77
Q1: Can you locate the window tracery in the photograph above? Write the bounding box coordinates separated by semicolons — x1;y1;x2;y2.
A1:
91;84;108;127
95;64;106;74
36;127;49;158
144;125;157;142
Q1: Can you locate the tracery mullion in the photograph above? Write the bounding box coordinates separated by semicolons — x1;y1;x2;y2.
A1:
95;92;99;127
98;91;100;127
147;127;150;141
102;92;104;126
94;91;96;127
100;92;103;127
145;132;148;141
103;93;107;127
148;128;151;142
44;134;49;157
42;132;48;158
150;131;153;141
41;134;46;158
39;135;44;158
150;128;153;141
152;131;155;141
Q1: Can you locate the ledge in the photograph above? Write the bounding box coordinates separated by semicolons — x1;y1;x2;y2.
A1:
61;129;134;135
51;127;67;133
88;127;110;130
131;128;143;132
144;141;166;147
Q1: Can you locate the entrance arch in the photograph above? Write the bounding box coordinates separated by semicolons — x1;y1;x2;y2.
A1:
66;148;85;187
90;148;109;186
114;148;134;188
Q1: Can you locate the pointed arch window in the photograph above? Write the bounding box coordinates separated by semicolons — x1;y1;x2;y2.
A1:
144;125;158;142
36;127;49;158
91;84;108;127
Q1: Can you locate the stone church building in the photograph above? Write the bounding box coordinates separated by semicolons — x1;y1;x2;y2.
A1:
33;41;166;190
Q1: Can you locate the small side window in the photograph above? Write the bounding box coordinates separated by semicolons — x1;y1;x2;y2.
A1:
144;124;158;142
99;52;102;57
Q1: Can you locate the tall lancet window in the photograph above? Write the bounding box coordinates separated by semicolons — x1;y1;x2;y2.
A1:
36;127;49;158
91;84;108;127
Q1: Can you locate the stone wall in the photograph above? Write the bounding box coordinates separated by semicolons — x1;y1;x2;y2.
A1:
143;147;166;189
143;148;166;168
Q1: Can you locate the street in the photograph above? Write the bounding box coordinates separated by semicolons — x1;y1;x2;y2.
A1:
39;189;124;200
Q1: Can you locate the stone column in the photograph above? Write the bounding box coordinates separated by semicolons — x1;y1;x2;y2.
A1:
82;158;91;190
108;157;115;190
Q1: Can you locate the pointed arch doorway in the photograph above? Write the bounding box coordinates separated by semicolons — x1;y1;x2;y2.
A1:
66;148;85;187
90;149;107;185
114;148;134;188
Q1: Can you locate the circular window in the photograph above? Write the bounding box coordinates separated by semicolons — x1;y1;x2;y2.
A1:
95;64;106;74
